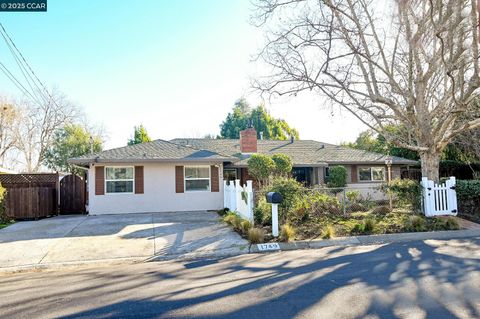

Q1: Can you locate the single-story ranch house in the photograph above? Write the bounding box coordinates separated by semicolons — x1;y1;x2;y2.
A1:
69;128;417;214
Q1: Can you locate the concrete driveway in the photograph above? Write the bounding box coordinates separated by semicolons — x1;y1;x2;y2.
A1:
0;211;248;269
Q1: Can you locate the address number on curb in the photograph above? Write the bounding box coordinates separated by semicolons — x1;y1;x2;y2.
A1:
257;243;280;251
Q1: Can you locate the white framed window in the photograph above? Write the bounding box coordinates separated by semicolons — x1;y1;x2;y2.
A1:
185;165;210;192
105;166;134;194
358;167;385;182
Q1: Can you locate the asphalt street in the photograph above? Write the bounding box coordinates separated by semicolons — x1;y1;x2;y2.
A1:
1;236;479;319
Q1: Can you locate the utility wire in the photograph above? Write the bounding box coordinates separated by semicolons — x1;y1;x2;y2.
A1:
0;61;40;103
0;29;45;105
0;22;57;106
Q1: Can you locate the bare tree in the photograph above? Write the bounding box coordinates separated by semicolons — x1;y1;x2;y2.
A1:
0;98;20;168
253;0;480;181
15;89;80;172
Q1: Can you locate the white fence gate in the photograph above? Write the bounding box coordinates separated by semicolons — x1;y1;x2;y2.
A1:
421;176;458;217
223;179;254;222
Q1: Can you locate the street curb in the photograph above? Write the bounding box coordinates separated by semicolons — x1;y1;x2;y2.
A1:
0;245;251;275
3;230;479;275
248;229;480;254
0;256;149;275
146;245;250;262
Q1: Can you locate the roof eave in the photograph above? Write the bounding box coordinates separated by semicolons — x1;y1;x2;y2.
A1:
68;157;236;165
225;162;329;168
325;160;419;165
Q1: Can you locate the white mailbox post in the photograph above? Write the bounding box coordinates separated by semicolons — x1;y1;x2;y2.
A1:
266;192;283;238
271;203;279;237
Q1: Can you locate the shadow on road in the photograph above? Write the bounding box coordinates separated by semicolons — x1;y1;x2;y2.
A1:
2;237;476;318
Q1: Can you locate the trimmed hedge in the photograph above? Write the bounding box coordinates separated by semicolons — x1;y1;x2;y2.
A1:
456;180;480;199
456;180;480;222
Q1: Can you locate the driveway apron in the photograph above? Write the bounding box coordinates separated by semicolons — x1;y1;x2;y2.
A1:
0;211;247;269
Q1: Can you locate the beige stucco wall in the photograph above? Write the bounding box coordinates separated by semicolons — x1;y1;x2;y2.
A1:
87;162;224;214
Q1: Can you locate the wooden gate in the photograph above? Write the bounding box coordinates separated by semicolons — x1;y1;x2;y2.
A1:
60;174;86;214
0;173;58;219
421;176;458;217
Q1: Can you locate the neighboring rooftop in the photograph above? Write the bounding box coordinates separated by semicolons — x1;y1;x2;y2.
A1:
68;139;236;165
170;138;418;166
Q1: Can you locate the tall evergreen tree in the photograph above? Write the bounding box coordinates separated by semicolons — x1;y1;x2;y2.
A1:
219;99;299;140
128;125;152;145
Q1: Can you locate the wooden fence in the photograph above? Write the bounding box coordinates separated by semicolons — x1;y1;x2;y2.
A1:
0;173;59;219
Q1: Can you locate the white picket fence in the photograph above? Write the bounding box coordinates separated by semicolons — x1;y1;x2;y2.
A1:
223;179;254;222
421;176;458;217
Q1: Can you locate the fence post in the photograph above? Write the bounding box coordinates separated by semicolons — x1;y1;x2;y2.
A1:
246;180;253;222
56;172;60;216
342;188;346;216
232;179;240;212
447;176;458;215
223;180;228;209
422;177;436;217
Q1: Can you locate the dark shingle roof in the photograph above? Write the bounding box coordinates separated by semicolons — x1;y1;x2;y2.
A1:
69;137;418;166
68;139;235;165
169;138;418;166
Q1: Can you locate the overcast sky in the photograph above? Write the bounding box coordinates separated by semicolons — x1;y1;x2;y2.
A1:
0;0;367;149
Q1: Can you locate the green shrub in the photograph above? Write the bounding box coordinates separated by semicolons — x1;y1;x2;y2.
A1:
254;198;271;225
232;215;244;231
321;224;336;239
372;205;391;214
268;177;304;221
292;194;311;221
346;190;360;203
456;180;480;222
248;228;265;244
247;154;276;184
386;178;421;209
327;166;347;189
404;215;427;232
456;180;480;200
240;220;252;234
272;153;293;176
308;192;341;215
364;218;376;233
350;223;365;235
280;224;296;242
293;191;341;220
223;212;237;225
350;218;376;234
432;217;460;231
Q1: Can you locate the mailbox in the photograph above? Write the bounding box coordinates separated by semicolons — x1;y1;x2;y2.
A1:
266;192;283;204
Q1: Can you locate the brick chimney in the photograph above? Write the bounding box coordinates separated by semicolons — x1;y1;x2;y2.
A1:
240;127;257;153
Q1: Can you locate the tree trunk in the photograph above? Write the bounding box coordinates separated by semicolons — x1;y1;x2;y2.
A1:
419;151;440;182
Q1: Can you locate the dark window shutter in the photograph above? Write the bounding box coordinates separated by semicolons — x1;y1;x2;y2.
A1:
95;166;105;195
351;165;358;183
135;166;144;194
211;165;219;192
175;166;184;193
